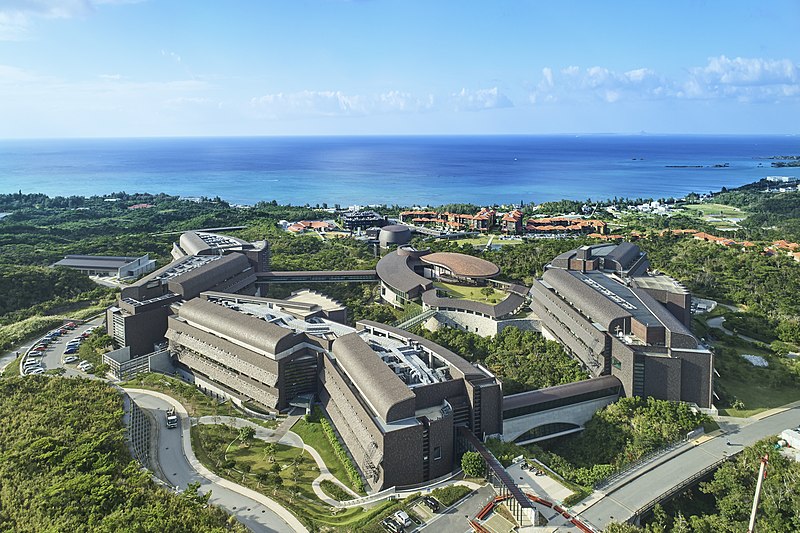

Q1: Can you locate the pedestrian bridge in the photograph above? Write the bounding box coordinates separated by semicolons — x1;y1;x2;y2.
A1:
502;376;622;444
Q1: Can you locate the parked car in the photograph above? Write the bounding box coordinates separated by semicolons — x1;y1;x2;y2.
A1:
27;367;46;374
423;496;440;512
63;347;79;355
78;361;94;371
63;355;79;364
381;517;403;533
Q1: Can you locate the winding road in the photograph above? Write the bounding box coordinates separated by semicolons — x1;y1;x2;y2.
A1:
127;389;304;533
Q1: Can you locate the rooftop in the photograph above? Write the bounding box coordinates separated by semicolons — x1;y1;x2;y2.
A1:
420;252;500;278
53;254;142;269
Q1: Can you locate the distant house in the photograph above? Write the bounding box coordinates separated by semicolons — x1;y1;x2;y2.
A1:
286;220;334;233
128;203;154;210
526;217;607;235
500;210;523;234
400;208;497;232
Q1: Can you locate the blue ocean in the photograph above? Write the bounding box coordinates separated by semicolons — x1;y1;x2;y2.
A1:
1;135;798;206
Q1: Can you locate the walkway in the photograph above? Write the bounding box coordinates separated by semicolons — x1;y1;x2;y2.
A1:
706;316;763;345
574;401;800;529
194;414;358;505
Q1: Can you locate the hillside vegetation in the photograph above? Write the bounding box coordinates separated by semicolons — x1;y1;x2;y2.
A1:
0;376;245;532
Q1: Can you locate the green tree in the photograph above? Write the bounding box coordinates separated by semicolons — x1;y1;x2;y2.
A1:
461;451;485;478
238;425;256;446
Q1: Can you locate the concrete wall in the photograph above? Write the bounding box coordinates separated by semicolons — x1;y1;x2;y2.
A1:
502;395;618;442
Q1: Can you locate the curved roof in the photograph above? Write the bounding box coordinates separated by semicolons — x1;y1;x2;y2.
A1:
604;242;640;270
376;250;433;295
331;332;416;422
542;268;632;330
503;375;622;412
169;253;251;299
176;298;298;355
179;231;212;256
380;224;412;234
420;252;500;279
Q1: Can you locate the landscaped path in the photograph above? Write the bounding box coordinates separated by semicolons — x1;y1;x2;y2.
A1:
706;315;764;345
194;415;359;504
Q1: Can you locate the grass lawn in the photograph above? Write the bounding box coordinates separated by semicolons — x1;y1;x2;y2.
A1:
291;414;362;493
716;377;800;417
120;372;243;417
192;424;400;531
711;335;800;417
683;203;744;218
451;235;523;247
2;354;22;377
433;281;509;304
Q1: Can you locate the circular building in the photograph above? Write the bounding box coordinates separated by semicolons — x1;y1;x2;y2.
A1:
379;224;412;248
420;252;500;281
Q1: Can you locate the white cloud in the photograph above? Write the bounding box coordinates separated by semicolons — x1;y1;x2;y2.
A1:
0;0;144;39
160;49;181;63
680;56;800;102
530;66;669;104
531;56;799;105
452;87;513;111
249;89;434;118
0;63;43;83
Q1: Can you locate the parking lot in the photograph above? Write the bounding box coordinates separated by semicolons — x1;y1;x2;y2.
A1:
21;317;104;377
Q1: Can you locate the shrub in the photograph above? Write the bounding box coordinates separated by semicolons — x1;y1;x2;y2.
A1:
430;485;472;507
319;415;366;493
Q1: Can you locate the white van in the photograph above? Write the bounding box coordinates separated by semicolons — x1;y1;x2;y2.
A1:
393;510;411;527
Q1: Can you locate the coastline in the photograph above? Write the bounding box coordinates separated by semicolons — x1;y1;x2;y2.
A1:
2;135;799;206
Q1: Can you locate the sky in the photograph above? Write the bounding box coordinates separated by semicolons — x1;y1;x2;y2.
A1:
0;0;798;138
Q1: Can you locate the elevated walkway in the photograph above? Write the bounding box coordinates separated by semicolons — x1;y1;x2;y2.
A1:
394;308;437;330
256;270;377;284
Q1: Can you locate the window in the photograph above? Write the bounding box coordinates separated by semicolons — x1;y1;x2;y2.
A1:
433;447;441;460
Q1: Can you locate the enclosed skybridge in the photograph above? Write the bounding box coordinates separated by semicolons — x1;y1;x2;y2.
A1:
256;270;378;284
502;376;622;444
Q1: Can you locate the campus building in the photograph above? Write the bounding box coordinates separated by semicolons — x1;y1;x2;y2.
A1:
163;291;501;490
341;210;388;231
107;232;270;356
530;242;714;408
52;254;156;278
377;246;534;335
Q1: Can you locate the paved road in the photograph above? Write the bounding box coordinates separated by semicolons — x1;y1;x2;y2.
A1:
578;404;800;528
418;484;495;533
129;391;297;533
